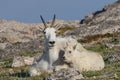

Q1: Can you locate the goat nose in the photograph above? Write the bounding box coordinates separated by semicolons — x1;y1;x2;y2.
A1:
49;41;55;44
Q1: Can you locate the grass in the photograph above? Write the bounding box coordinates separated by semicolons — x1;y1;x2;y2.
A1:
77;32;120;43
0;66;45;80
78;33;120;79
20;52;38;57
0;58;13;67
108;38;120;44
57;25;74;35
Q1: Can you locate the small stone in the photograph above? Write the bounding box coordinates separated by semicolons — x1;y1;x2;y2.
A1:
23;56;34;65
108;53;120;62
12;56;25;67
12;56;34;67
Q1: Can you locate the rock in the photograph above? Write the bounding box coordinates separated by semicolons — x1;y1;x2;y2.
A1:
0;0;120;61
0;21;41;43
107;53;120;62
45;68;84;80
8;69;14;75
23;56;34;66
12;56;25;67
66;1;120;38
0;39;43;59
12;56;34;67
0;43;8;49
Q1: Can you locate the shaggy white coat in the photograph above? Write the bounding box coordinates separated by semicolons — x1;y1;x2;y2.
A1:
63;39;105;71
29;37;71;76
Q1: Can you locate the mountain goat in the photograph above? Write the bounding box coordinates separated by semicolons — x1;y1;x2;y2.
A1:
63;39;105;71
29;15;69;76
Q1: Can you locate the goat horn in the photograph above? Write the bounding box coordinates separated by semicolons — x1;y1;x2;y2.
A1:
40;15;47;28
50;14;56;27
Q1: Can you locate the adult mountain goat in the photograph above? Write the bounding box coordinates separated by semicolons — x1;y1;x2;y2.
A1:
29;15;68;76
63;39;105;71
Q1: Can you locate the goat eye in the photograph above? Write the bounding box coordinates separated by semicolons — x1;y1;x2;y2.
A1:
43;31;46;34
69;51;71;54
55;31;57;33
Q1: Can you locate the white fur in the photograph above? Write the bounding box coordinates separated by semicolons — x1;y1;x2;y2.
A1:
44;28;56;47
63;39;105;71
29;37;71;76
29;19;73;76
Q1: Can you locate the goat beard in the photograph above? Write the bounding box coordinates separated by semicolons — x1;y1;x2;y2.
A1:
49;43;55;48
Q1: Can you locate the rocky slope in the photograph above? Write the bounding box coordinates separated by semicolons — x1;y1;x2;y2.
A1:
0;0;120;59
66;0;120;37
0;0;120;79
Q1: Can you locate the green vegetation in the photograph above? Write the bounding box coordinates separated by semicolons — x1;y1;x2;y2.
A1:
0;58;13;67
78;32;120;43
57;25;74;35
13;42;22;45
0;32;120;80
20;52;38;57
108;38;120;44
86;43;107;53
78;33;120;79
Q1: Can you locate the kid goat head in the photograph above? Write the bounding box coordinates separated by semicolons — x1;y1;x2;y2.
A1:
40;14;60;47
63;40;78;62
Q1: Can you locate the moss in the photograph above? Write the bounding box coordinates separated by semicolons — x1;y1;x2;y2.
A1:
82;61;120;79
0;65;48;80
104;33;114;37
82;71;102;77
78;32;120;43
108;38;119;44
77;39;87;43
0;32;120;80
85;43;108;53
13;42;22;45
0;58;13;67
57;25;74;35
20;52;36;57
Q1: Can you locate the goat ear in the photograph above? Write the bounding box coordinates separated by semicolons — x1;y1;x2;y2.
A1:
73;44;77;50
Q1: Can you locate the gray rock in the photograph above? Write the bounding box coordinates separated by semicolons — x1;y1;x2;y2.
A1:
0;39;43;59
23;56;34;66
107;53;120;62
12;56;34;67
12;56;25;67
0;0;120;60
0;43;8;49
66;1;120;38
45;68;84;80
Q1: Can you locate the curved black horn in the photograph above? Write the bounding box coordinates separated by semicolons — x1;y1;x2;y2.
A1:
40;15;47;28
50;14;56;27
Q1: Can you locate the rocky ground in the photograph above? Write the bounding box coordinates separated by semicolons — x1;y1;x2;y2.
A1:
0;0;120;80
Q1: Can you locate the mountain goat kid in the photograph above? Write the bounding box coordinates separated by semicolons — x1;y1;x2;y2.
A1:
63;39;105;71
